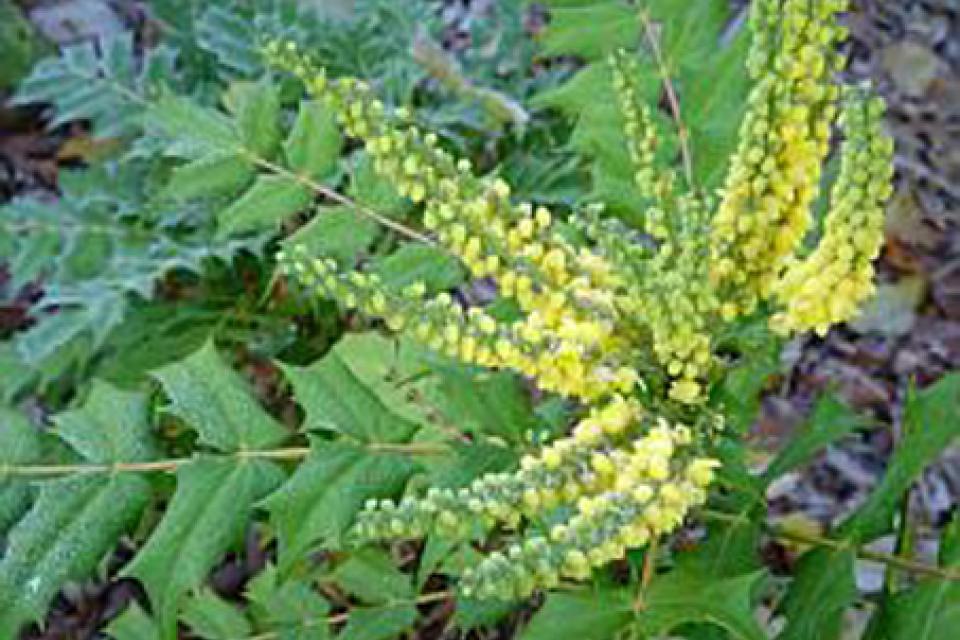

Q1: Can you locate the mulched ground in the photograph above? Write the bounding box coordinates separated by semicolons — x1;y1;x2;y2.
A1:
1;1;958;638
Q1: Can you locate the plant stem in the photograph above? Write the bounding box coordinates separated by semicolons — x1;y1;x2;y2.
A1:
0;442;448;478
249;156;437;247
638;9;694;187
701;509;960;581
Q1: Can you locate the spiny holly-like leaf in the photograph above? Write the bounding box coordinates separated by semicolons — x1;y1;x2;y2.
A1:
152;340;288;452
418;362;537;446
870;516;960;639
635;569;766;640
147;93;242;159
0;384;155;636
53;379;158;464
196;5;266;78
282;206;381;265
535;0;639;60
521;587;633;640
163;152;255;201
195;2;325;80
762;394;868;485
777;547;857;640
181;588;254;640
285;101;343;181
0;345;37;403
106;602;160;640
714;320;782;434
531;60;660;217
339;605;418;640
422;440;518;490
12;33;177;137
216;174;312;238
676;461;765;579
370;244;465;295
124;458;284;637
533;0;750;206
230;78;283;159
348;153;412;217
332;548;414;605
261;439;417;569
840;373;960;542
280;335;422;442
246;564;331;640
0;407;45;534
0;474;151;636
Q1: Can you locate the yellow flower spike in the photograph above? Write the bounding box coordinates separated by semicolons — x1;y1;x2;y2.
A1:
770;88;893;336
274;0;893;597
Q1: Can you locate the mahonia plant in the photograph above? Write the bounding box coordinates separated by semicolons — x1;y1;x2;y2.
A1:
268;0;892;601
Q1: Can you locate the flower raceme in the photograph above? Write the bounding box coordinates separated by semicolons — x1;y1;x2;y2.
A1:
267;0;893;600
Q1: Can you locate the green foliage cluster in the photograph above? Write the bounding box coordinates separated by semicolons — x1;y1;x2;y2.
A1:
0;1;957;639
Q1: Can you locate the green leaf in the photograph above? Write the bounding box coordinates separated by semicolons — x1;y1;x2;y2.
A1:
164;153;255;201
453;597;518;632
261;440;417;569
247;564;331;640
153;341;288;452
521;588;633;640
0;344;36;403
371;244;465;294
872;516;960;639
422;440;517;490
181;589;253;640
778;547;857;640
419;364;535;445
349;154;411;217
285;101;343;181
332;548;413;605
0;474;151;637
636;570;766;640
148;93;241;159
195;5;265;78
124;458;284;636
231;78;283;159
280;337;420;443
0;407;45;533
676;465;764;579
338;605;418;640
217;174;312;237
282;206;380;265
53;380;158;464
106;602;160;640
762;395;868;485
840;374;960;541
537;2;639;60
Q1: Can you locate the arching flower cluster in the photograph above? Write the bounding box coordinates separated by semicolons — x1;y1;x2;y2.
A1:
353;397;717;600
265;0;893;601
